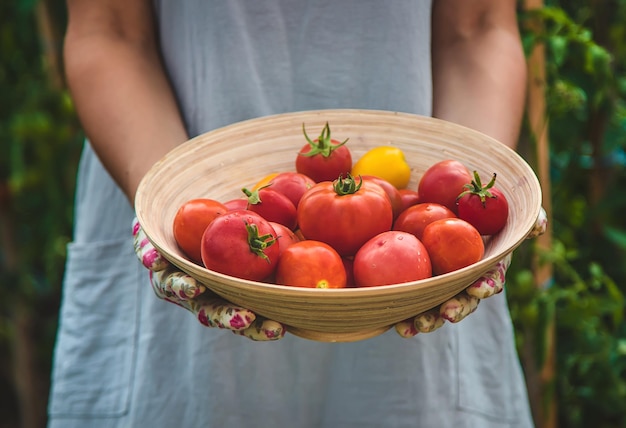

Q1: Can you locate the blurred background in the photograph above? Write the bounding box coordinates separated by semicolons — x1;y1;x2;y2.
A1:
1;1;625;427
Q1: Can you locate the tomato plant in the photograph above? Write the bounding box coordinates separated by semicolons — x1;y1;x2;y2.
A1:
295;122;352;182
421;218;484;275
200;210;280;281
172;198;228;263
353;231;432;286
417;159;471;213
297;174;393;256
456;171;509;235
393;202;456;240
242;186;298;230
351;145;411;189
275;240;347;288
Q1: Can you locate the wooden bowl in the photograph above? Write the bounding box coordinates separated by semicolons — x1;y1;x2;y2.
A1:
135;109;542;342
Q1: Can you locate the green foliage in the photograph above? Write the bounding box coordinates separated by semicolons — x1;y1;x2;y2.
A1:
0;0;82;425
512;2;626;427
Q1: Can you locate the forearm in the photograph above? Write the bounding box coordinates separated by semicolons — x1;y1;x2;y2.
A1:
64;5;188;205
431;3;527;149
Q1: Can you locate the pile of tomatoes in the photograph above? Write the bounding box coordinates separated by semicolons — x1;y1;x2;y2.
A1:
172;123;509;288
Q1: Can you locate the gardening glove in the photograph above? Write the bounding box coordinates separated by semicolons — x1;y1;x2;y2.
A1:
132;218;286;341
395;207;548;338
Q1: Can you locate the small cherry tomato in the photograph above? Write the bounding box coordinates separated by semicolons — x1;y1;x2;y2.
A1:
417;159;472;214
201;210;279;281
421;218;484;275
353;231;432;287
296;122;352;182
269;221;301;257
173;198;228;263
393;202;456;240
398;188;421;212
243;186;298;230
456;172;509;235
351;146;411;189
275;240;347;288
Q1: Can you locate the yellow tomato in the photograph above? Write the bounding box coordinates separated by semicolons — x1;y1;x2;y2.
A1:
251;172;279;190
351;146;411;189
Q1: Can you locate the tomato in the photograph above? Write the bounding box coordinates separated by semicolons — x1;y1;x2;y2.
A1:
269;221;301;257
200;210;280;281
393;202;456;240
297;175;393;256
172;198;228;263
266;171;316;207
421;218;484;275
417;159;471;214
361;175;404;219
242;186;298;230
223;198;248;211
353;231;432;287
275;240;347;288
295;122;352;182
342;257;356;287
456;172;509;235
398;188;421;212
351;146;411;189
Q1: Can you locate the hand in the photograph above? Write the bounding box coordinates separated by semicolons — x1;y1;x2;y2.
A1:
395;207;548;338
132;218;286;341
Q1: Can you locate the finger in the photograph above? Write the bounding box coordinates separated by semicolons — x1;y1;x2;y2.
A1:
440;292;480;323
133;217;169;272
395;319;419;338
527;206;548;239
156;266;207;300
466;254;511;299
234;318;287;341
413;308;445;333
192;299;256;331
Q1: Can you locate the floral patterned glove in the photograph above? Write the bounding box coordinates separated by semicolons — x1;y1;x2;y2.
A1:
395;207;548;338
132;218;286;341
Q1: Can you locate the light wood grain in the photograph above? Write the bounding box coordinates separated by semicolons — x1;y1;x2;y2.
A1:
136;109;542;342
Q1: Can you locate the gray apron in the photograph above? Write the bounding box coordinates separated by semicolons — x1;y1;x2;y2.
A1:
48;1;534;427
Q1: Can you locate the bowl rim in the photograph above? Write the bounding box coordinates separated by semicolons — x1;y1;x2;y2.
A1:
136;108;542;297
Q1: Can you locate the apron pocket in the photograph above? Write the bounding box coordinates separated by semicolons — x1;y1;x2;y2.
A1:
48;237;140;418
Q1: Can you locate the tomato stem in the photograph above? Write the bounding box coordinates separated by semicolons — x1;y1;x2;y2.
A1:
299;122;349;158
333;173;363;195
244;221;276;263
457;171;497;207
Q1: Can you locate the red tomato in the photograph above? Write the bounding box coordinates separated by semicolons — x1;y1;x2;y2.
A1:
421;218;484;275
393;202;456;240
456;172;509;235
361;175;404;219
269;221;301;257
353;231;432;287
275;240;347;288
295;122;352;182
297;175;393;256
342;257;356;287
243;186;298;230
200;210;280;281
223;198;248;211
417;159;472;214
398;188;421;212
172;198;228;263
266;172;316;207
